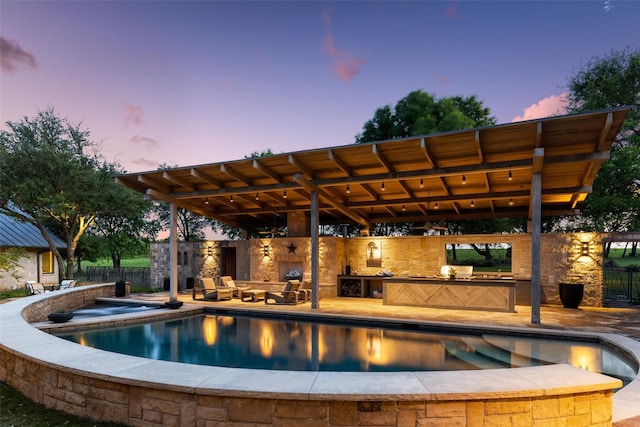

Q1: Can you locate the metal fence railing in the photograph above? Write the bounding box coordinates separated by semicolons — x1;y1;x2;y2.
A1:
603;266;640;303
82;267;151;288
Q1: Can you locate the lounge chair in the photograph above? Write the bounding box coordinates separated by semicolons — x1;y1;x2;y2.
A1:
265;280;302;305
25;281;46;295
193;278;232;301
220;276;250;298
59;280;77;290
297;280;314;302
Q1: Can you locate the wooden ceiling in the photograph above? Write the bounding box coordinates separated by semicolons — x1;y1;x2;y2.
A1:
116;108;629;232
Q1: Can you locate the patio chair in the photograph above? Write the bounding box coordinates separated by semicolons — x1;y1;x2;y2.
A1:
297;280;314;302
265;280;302;305
193;277;232;301
59;280;77;290
25;281;46;295
220;276;250;298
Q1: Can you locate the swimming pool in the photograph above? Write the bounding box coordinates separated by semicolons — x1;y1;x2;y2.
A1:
56;312;637;385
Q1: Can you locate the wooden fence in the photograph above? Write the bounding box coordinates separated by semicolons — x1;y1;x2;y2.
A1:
83;267;151;288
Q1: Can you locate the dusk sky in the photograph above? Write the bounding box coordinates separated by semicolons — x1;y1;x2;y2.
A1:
1;1;638;173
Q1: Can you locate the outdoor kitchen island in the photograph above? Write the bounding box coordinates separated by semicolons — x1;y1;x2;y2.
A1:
382;276;516;312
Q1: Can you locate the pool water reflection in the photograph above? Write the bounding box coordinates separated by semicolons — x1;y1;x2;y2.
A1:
56;314;637;384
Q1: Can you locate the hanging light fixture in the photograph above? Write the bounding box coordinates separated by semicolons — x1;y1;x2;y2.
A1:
255;193;259;201
229;194;234;203
470;200;475;208
509;198;514;206
346;184;350;194
402;205;406;212
381;182;385;191
419;178;424;188
462;175;466;185
283;190;287;199
508;170;513;181
434;202;439;209
205;197;209;205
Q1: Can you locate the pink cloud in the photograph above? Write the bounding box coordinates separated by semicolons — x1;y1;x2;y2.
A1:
446;0;459;17
321;10;367;82
130;135;159;148
435;72;451;85
131;157;159;170
122;102;144;126
512;93;569;122
1;37;37;73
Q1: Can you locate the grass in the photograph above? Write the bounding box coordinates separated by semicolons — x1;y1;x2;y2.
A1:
82;257;150;268
0;381;126;427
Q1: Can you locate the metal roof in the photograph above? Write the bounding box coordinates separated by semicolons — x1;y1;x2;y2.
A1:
116;108;629;232
0;209;67;249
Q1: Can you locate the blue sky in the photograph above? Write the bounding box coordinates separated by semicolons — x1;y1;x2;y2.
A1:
2;1;638;173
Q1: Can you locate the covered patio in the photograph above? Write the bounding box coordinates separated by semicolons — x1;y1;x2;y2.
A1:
116;108;629;324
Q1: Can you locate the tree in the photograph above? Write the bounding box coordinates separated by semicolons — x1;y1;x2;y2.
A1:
564;47;640;235
355;91;496;143
0;109;132;279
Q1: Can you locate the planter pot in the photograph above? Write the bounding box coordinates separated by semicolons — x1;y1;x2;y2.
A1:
164;301;183;309
559;283;584;309
48;312;74;323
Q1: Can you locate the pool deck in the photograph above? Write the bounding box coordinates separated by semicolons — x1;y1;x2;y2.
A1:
2;289;640;425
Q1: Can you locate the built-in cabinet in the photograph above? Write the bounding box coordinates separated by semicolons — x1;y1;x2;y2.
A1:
337;275;384;298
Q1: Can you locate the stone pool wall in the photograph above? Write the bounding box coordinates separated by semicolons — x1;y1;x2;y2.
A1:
0;349;618;426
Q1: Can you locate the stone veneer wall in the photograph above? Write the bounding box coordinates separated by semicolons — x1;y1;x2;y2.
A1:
0;347;617;426
150;232;604;306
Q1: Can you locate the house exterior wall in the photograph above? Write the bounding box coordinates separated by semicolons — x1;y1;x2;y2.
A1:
150;232;605;306
0;248;61;290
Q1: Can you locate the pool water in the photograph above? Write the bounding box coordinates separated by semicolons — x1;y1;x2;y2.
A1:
56;314;637;384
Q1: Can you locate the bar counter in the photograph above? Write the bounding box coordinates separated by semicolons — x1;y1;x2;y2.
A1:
383;277;516;312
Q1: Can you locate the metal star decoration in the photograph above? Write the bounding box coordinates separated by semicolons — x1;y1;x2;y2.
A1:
287;242;297;254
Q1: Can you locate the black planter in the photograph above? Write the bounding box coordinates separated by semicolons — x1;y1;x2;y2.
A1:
163;278;170;291
48;312;74;323
559;283;584;309
164;301;183;309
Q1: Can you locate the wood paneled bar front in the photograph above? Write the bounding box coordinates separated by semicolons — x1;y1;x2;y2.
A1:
383;277;516;312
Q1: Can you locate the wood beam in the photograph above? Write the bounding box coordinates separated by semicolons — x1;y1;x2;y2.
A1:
372;143;394;172
473;130;485;163
597;112;613;151
137;175;170;193
253;159;281;182
294;174;369;227
221;164;251;185
327;149;353;176
288;154;314;179
190;168;222;188
419;138;436;168
162;171;196;191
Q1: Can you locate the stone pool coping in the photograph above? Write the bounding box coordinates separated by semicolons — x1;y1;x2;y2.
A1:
2;284;640;425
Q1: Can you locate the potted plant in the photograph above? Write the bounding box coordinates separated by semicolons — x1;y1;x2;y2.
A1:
48;308;73;323
164;300;183;309
448;267;457;280
558;282;584;309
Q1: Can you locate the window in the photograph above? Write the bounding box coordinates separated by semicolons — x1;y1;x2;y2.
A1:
41;251;54;274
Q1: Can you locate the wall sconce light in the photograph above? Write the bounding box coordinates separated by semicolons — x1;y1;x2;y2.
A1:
581;241;589;257
207;246;213;257
263;244;270;257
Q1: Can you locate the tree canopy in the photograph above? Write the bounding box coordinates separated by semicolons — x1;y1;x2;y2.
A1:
355;91;496;143
563;47;640;234
0;109;146;278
